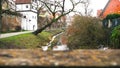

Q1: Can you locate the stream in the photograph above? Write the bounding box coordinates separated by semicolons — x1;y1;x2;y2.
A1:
41;32;109;51
42;32;69;51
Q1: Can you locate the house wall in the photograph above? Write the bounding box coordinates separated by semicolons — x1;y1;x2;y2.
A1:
21;12;37;30
16;4;31;11
15;1;38;31
101;0;120;18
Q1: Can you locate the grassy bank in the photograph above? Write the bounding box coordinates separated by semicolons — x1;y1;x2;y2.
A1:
0;31;54;49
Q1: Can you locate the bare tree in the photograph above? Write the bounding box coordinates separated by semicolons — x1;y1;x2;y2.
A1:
33;0;82;35
82;0;93;16
35;1;45;27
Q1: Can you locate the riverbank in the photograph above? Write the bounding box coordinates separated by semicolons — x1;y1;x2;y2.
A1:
0;29;64;49
0;49;120;67
0;31;52;48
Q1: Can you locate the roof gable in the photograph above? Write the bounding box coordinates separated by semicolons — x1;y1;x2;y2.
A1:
99;0;110;17
15;0;31;4
99;0;120;18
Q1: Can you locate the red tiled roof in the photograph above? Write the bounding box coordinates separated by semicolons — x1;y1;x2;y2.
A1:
15;0;31;4
99;0;120;18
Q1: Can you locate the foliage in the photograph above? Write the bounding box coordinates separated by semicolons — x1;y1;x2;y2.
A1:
105;13;120;20
102;14;120;29
102;14;120;48
110;25;120;48
66;15;106;49
0;31;52;49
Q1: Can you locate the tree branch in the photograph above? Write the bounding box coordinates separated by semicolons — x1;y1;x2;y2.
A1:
33;0;83;35
61;0;65;14
40;1;53;13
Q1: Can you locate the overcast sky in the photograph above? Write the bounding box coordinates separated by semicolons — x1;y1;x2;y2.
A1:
90;0;109;16
65;0;109;16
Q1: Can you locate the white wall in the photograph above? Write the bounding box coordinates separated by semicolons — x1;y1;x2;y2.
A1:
16;3;38;31
16;4;31;11
21;12;37;31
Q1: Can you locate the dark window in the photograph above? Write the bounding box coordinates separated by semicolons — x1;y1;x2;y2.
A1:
23;16;26;18
26;5;28;8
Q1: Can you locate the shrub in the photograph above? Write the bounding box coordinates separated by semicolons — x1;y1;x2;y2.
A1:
110;25;120;48
105;14;120;20
66;15;106;49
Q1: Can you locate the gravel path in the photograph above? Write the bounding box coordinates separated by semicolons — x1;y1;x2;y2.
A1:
0;31;33;38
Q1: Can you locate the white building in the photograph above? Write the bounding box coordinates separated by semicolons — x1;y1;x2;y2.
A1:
14;0;38;30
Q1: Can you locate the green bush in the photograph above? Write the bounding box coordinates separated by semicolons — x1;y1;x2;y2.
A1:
105;14;120;20
110;25;120;48
66;15;106;49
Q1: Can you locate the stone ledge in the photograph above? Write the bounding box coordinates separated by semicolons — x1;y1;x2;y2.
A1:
0;49;120;66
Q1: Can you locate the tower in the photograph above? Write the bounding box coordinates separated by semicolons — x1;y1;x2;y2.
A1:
15;0;38;30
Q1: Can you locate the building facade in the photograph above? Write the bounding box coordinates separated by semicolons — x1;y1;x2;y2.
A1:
15;0;38;30
98;0;120;19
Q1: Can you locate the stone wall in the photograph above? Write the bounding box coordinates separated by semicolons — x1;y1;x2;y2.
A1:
2;14;21;32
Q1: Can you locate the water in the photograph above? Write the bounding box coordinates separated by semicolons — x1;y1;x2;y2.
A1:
98;44;109;50
52;35;69;51
41;32;64;51
52;44;69;51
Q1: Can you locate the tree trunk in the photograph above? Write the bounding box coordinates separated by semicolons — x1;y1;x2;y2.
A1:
32;21;54;35
0;0;2;33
